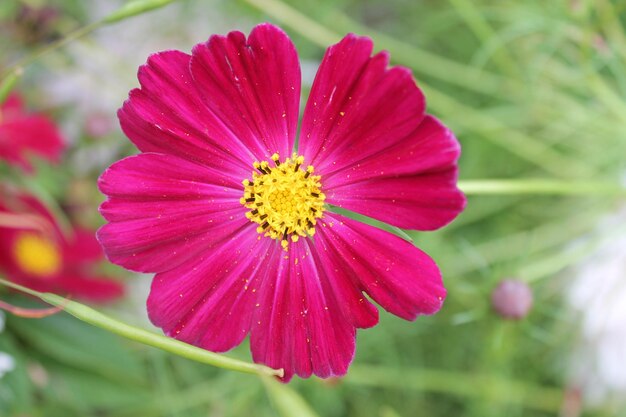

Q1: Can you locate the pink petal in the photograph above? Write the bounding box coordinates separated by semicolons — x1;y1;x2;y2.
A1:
322;116;465;230
119;50;251;179
323;115;460;185
189;23;300;161
147;224;272;352
250;240;355;381
297;36;464;230
98;153;247;273
5;271;123;303
299;34;425;177
325;170;465;230
310;232;379;329
5;193;60;231
0;93;24;115
51;273;124;303
315;212;446;320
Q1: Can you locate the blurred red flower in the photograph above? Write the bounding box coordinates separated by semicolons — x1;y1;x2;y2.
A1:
0;192;123;302
0;93;65;171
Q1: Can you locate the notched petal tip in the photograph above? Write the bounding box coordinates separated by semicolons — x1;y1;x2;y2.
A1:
97;153;144;195
316;213;447;321
137;50;191;80
251;21;291;37
341;32;374;48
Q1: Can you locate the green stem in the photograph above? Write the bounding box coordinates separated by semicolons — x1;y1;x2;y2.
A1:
459;179;626;196
0;278;283;378
262;376;321;417
244;0;339;47
1;0;179;80
241;0;517;96
426;90;594;178
3;21;103;78
519;220;626;283
241;0;593;178
0;67;23;104
345;365;564;413
446;0;520;76
445;204;601;277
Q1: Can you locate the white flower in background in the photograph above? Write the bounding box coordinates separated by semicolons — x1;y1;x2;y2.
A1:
568;208;626;408
0;353;15;379
0;312;16;379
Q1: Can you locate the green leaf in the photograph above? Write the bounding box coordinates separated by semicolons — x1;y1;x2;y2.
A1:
103;0;178;24
8;312;145;384
0;68;22;104
42;365;151;412
263;377;321;417
0;332;34;415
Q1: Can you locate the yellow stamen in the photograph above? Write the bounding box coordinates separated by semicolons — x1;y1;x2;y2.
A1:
241;153;325;251
12;232;62;277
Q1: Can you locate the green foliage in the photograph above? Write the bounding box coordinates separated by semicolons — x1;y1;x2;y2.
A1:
1;0;625;416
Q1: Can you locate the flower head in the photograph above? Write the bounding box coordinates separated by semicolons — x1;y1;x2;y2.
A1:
98;23;465;380
0;192;123;302
0;93;65;172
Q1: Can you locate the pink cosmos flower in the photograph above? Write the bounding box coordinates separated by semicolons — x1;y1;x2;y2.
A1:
0;93;65;171
98;23;465;381
0;192;124;302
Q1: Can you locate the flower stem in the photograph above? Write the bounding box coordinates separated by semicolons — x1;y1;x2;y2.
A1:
0;278;283;378
0;67;23;104
1;0;179;80
262;376;321;417
102;0;178;24
458;179;626;196
243;0;339;47
345;365;563;413
241;0;594;178
3;21;102;78
519;220;626;282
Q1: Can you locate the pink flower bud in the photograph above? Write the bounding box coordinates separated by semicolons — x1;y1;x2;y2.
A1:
491;279;533;320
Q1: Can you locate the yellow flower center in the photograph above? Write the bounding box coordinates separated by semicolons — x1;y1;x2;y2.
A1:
241;153;325;250
12;232;62;277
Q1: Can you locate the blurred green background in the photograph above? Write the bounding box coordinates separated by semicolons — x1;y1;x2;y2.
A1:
1;0;625;416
